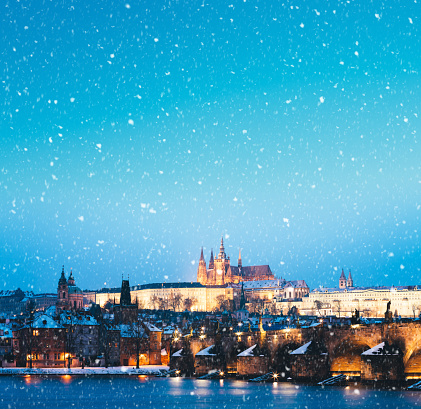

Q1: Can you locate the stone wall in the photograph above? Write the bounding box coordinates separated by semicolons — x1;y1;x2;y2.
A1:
237;356;269;377
361;355;404;381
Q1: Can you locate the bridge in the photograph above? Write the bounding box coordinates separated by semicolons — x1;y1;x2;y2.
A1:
183;322;421;379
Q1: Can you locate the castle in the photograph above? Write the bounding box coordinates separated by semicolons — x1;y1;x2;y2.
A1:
197;238;275;286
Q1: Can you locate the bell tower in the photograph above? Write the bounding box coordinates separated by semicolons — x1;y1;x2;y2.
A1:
347;270;353;288
339;269;347;289
57;265;69;310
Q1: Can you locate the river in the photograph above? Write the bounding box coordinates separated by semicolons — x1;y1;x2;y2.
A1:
1;376;421;409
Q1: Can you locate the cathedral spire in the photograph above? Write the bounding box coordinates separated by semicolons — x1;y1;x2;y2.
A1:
218;236;226;259
209;248;214;269
238;248;242;268
197;247;207;285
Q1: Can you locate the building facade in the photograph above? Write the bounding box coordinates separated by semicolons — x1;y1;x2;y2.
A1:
87;282;234;312
298;271;421;318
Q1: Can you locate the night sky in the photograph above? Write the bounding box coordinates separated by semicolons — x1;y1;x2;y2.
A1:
1;0;420;294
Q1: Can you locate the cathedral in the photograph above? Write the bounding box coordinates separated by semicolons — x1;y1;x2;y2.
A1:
197;238;275;286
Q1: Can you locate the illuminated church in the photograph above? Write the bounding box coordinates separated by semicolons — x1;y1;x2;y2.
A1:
197;238;275;286
57;266;83;311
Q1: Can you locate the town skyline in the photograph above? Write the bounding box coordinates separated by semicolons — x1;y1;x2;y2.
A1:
2;1;420;293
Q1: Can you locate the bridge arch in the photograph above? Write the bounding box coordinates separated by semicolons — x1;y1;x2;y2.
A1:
328;335;375;376
403;336;421;379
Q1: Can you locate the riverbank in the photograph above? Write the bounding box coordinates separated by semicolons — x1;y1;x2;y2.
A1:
0;365;169;376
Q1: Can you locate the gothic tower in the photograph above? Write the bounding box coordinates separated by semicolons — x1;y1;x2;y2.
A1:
120;279;132;306
208;249;214;270
339;269;347;289
197;247;207;285
347;270;353;288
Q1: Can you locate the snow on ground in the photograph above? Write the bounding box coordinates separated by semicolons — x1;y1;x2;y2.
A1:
0;365;169;376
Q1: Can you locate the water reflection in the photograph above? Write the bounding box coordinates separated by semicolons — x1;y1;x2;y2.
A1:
60;375;73;385
24;375;41;386
3;377;421;409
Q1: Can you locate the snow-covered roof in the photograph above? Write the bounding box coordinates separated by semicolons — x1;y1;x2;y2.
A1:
290;341;327;355
172;348;183;357
284;280;309;289
290;341;312;355
0;325;13;338
0;290;34;298
44;306;57;317
361;342;401;356
242;279;286;290
31;314;63;329
237;344;262;357
60;313;99;326
195;345;216;356
143;322;161;332
120;324;148;338
163;326;177;335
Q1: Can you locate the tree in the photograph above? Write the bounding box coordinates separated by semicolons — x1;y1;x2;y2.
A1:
333;300;342;318
168;291;183;312
215;295;229;312
412;304;419;318
158;297;168;310
150;295;159;310
184;297;198;312
136;298;145;310
313;300;323;316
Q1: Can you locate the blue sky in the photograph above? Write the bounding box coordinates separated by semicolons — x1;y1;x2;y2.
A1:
1;0;420;293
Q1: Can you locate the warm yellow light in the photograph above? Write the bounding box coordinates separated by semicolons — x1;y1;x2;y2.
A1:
219;371;224;377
